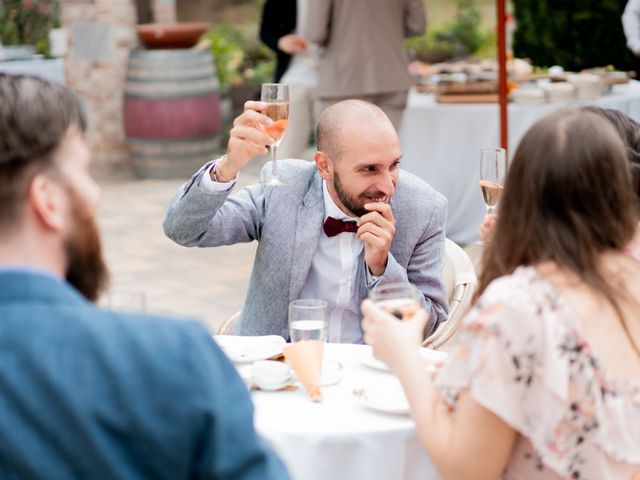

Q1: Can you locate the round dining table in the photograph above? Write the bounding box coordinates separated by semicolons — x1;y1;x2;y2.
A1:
249;343;442;480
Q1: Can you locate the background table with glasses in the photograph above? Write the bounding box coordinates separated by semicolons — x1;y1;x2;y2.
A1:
251;343;442;480
400;81;640;245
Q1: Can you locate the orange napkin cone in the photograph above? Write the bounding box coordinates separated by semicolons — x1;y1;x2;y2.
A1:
283;340;324;402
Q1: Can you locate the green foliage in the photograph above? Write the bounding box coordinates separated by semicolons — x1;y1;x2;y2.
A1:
205;24;275;92
512;0;635;71
406;0;488;62
448;0;484;54
0;0;59;47
405;30;465;63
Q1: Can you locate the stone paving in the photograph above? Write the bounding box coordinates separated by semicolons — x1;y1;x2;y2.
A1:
97;160;264;333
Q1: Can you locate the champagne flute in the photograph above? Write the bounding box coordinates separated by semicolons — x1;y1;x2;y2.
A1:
368;283;422;322
477;147;506;246
479;147;506;216
261;83;289;186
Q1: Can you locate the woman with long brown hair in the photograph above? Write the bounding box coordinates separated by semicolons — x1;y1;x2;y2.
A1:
362;109;640;479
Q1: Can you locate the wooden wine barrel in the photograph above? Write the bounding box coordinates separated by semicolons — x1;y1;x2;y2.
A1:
123;49;222;178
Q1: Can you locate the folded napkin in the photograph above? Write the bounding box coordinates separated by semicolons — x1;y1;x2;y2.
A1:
283;340;324;402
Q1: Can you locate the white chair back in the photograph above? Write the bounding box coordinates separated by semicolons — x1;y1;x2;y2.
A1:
423;238;477;349
216;310;241;335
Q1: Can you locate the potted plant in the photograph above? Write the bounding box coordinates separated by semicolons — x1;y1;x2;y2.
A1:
205;24;275;111
0;0;60;58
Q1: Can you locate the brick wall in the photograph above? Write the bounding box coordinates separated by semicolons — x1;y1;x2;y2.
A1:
60;0;176;180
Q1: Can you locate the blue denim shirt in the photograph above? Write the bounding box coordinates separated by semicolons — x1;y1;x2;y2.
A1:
0;271;288;479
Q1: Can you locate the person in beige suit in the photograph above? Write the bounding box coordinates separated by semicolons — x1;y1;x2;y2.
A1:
306;0;426;131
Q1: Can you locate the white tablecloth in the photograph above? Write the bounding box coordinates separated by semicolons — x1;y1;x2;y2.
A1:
400;82;640;244
0;58;65;84
251;343;440;480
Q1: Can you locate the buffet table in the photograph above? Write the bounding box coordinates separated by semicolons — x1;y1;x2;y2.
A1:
250;343;441;480
400;81;640;244
0;58;65;84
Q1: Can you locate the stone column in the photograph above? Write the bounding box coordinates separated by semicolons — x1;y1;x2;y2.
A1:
61;0;138;179
152;0;176;23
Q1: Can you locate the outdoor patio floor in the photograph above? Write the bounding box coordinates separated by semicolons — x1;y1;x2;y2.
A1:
97;161;262;332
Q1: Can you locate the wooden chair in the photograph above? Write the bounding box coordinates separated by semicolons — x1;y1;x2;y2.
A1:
423;238;477;350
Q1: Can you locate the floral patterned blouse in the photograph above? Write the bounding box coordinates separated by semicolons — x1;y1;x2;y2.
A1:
433;266;640;480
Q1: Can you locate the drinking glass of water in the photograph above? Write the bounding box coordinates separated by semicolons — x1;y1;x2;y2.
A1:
288;299;328;342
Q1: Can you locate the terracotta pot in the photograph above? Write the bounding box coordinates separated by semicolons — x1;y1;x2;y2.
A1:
136;22;209;49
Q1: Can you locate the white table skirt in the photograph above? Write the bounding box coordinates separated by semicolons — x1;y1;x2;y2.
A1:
400;82;640;244
251;343;441;480
0;58;65;84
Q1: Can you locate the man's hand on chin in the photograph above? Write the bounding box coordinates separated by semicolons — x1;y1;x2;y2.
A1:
357;201;396;276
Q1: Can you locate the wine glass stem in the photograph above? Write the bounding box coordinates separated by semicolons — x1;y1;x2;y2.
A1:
487;205;496;215
271;145;278;177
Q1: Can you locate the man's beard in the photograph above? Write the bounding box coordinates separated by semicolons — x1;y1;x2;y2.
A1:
333;170;388;217
63;188;109;302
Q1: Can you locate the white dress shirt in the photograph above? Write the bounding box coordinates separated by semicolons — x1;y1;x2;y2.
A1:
200;162;377;343
297;181;368;343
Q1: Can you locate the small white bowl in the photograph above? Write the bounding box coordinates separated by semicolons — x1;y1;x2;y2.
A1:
511;88;546;104
252;360;291;391
252;374;291;391
566;73;603;100
543;82;575;102
252;360;290;381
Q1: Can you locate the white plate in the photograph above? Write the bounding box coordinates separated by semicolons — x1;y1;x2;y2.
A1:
362;347;448;372
354;386;410;415
214;335;286;363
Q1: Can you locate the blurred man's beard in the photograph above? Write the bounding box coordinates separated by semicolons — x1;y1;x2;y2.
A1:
63;188;109;302
333;170;389;217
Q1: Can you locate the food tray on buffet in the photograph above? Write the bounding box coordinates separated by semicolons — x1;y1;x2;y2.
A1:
436;93;500;103
411;59;632;104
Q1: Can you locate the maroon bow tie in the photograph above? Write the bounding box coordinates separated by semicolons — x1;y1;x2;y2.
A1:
323;216;358;237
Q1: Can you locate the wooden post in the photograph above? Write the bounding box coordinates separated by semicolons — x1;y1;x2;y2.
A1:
497;0;508;150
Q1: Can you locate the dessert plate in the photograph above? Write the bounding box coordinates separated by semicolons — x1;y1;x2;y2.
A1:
362;347;447;372
354;385;410;415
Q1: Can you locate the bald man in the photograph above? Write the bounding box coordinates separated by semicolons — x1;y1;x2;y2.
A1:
164;100;448;343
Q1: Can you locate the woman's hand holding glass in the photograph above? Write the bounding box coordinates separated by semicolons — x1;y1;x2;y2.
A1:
360;299;429;372
478;213;498;244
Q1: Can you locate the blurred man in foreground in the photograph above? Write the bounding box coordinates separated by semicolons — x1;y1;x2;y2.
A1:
0;74;287;479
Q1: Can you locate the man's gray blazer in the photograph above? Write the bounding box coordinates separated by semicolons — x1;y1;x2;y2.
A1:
163;160;448;340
